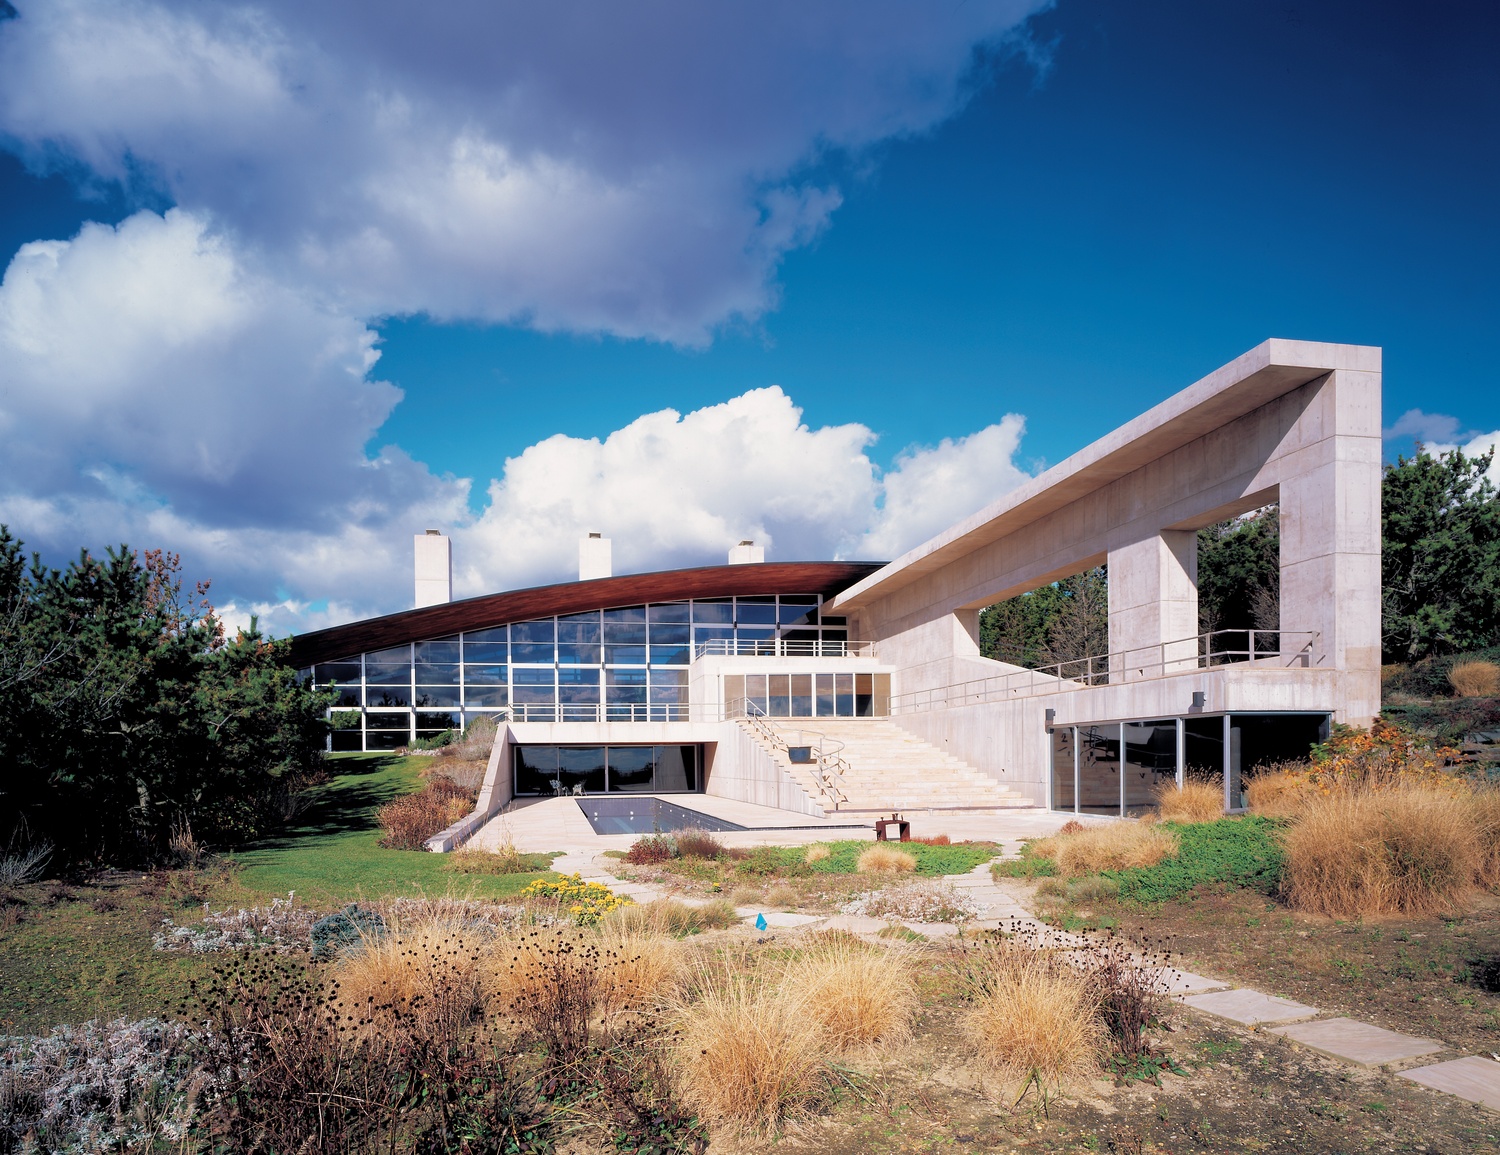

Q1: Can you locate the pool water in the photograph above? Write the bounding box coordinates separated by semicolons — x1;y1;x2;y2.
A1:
576;797;746;835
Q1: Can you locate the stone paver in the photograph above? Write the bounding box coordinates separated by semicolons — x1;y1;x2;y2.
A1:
733;908;823;928
1400;1056;1500;1110
1164;970;1230;995
820;914;889;935
1180;989;1318;1026
1268;1018;1442;1068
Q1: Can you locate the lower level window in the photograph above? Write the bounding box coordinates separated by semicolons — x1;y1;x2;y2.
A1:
514;745;700;796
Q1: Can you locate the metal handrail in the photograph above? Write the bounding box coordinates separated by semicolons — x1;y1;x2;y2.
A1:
496;702;692;723
727;697;849;808
887;628;1319;715
693;638;875;660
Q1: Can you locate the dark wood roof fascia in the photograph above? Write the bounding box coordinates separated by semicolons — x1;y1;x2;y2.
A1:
288;561;885;668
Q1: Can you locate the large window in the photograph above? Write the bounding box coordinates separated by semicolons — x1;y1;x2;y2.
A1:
514;745;701;796
317;596;846;748
725;672;890;718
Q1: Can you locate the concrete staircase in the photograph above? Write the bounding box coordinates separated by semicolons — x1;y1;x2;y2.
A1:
736;717;1032;812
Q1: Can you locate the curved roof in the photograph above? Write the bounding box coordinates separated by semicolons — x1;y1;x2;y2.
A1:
289;560;885;668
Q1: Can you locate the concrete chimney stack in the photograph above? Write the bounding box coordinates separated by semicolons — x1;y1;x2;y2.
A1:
414;530;452;608
728;539;765;565
579;532;612;581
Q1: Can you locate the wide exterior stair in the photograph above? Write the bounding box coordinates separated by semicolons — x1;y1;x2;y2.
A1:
736;716;1032;813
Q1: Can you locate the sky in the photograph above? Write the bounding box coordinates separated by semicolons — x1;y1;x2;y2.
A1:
0;0;1496;637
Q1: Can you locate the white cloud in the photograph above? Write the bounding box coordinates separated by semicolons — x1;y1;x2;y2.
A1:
1427;430;1500;489
1382;408;1467;445
0;216;1033;626
0;0;1049;342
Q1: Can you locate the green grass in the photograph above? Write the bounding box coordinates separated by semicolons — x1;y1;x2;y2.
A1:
657;838;998;880
995;816;1285;904
227;752;556;904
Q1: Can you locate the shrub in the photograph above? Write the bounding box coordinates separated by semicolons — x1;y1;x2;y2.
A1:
856;844;918;873
0;839;52;887
803;843;831;864
675;828;726;859
444;844;550;875
1451;659;1500;698
1029;821;1179;876
668;961;825;1134
960;939;1104;1092
624;833;677;864
520;873;631;925
911;833;951;846
1153;780;1223;823
310;903;387;961
376;776;474;850
842;879;980;924
1473;788;1500;891
1280;784;1481;916
154;892;320;953
0;1017;201;1152
784;938;917;1051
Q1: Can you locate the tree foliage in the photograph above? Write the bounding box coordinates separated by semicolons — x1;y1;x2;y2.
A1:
979;567;1108;668
1381;448;1500;662
1196;508;1279;635
0;527;332;866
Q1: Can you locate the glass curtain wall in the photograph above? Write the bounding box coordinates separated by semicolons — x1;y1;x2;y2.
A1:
1051;712;1330;816
313;595;845;749
513;745;701;796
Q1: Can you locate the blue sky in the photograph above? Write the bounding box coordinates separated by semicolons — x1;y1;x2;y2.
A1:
0;0;1496;633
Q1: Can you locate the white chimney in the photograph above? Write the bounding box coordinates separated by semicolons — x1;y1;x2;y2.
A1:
728;539;764;565
579;532;612;581
414;531;452;608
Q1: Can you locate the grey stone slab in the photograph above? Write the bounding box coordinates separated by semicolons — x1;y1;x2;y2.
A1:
820;914;888;934
1400;1056;1500;1110
735;909;823;928
1268;1018;1441;1068
1163;969;1230;995
1180;988;1318;1026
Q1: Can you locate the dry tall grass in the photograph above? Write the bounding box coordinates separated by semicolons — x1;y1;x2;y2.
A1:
1280;783;1482;916
603;897;739;936
445;844;534;875
596;928;681;1015
1153;780;1223;823
803;843;831;864
1029;821;1179;876
856;844;917;873
331;921;490;1037
1473;789;1500;892
668;961;825;1134
962;943;1105;1091
1245;763;1318;818
783;938;917;1051
1450;659;1500;698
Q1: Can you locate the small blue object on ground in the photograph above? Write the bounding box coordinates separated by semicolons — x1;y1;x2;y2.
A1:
755;913;768;931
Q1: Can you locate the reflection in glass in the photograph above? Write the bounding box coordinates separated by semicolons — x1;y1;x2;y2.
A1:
514;747;558;796
649;644;691;666
768;674;790;716
558;747;607;794
366;711;411;730
1078;724;1122;816
330;684;361;707
1051;726;1077;811
655;745;697;792
557;612;601;642
366;663;412;686
316;661;361;684
855;673;874;717
415;662;460;684
1184;717;1225;800
648;602;690;623
1123;720;1178;816
835;673;854;716
735;600;778;625
815;674;835;717
416;710;461;731
462;641;507;663
465;684;508;707
465;625;508;643
558;643;602;664
692;600;733;624
368;687;411;707
463;664;506;684
789;674;813;717
605;644;647;664
415;640;461;662
608;746;654;792
416;686;461;708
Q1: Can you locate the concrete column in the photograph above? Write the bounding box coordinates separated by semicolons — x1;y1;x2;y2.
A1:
1278;368;1382;725
414;531;452;608
1107;531;1199;679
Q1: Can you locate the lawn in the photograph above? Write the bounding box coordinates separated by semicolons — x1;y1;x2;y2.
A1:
227;752;557;904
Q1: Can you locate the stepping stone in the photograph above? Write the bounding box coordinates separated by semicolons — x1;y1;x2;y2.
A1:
1269;1018;1442;1068
1400;1056;1500;1110
820;914;889;935
1164;969;1230;995
1180;989;1317;1026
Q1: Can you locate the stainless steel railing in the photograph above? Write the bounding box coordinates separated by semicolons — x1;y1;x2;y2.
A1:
887;629;1319;714
693;638;875;660
726;696;849;808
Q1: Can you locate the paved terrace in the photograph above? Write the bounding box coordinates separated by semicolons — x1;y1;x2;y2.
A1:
466;794;1088;856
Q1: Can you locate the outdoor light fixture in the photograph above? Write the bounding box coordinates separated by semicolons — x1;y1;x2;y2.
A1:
1045;708;1056;728
1189;691;1206;713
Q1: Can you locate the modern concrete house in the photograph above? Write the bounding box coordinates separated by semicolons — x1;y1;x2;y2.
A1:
289;339;1380;845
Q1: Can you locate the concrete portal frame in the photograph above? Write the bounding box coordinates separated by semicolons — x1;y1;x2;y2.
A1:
829;340;1381;804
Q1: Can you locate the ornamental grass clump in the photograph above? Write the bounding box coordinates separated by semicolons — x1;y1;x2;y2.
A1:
603;896;738;936
1029;821;1179;876
1280;782;1482;917
330;919;490;1040
959;938;1105;1094
1246;763;1318;818
1450;659;1500;698
1153;779;1223;823
803;843;831;864
782;936;917;1051
376;775;474;850
856;844;917;873
667;960;825;1135
674;828;727;859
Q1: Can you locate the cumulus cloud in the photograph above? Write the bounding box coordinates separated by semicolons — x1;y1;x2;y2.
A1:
1383;408;1468;445
0;0;1048;342
0;213;1032;626
1426;430;1500;489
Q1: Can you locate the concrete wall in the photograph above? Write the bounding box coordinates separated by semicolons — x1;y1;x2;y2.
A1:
705;721;826;817
832;340;1381;789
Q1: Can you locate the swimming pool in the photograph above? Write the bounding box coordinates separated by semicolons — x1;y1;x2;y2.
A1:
576;797;747;835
